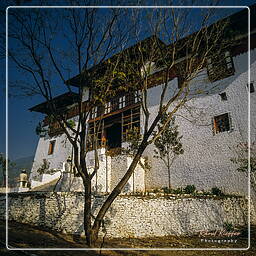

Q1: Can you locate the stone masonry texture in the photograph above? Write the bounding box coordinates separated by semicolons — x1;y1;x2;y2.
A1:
0;192;252;238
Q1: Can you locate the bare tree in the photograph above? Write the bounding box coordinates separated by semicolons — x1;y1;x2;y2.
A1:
89;7;232;243
7;4;233;246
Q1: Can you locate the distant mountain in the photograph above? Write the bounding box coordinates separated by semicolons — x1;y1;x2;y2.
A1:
0;155;34;187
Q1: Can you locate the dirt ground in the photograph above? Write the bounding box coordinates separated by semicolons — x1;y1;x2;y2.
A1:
0;220;255;256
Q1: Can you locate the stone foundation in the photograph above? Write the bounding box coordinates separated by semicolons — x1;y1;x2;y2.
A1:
0;192;251;238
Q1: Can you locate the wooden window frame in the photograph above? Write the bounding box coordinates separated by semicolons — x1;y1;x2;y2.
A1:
212;113;231;135
111;97;120;112
105;102;111;114
207;50;235;82
87;121;104;151
91;107;97;119
48;140;56;155
122;106;140;142
119;95;126;109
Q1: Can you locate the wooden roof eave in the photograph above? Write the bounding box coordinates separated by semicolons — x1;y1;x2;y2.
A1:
29;92;79;114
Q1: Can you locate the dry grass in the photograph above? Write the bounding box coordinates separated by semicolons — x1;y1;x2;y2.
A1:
0;220;255;256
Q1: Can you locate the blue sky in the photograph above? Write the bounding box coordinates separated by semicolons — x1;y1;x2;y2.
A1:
0;0;255;161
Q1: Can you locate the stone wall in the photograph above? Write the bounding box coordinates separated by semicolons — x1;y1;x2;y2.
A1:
0;192;252;238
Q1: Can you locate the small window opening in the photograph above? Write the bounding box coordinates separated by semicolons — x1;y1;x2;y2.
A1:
247;83;255;93
219;92;227;101
48;140;56;155
213;113;230;134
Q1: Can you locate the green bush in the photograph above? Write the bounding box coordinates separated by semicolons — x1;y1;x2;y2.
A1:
224;222;234;232
67;119;76;129
153;188;160;193
172;187;183;194
162;187;171;194
184;185;196;194
211;187;223;196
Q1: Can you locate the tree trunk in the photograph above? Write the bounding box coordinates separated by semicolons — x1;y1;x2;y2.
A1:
90;113;162;243
83;178;94;246
167;159;171;190
251;172;256;195
91;143;148;240
2;172;6;187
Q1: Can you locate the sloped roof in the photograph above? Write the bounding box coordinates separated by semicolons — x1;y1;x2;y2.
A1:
65;35;167;87
65;5;255;89
29;92;79;114
30;178;59;191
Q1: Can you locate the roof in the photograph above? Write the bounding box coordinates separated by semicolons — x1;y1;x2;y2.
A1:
65;35;167;87
65;5;255;89
30;178;59;191
29;92;79;114
29;5;256;113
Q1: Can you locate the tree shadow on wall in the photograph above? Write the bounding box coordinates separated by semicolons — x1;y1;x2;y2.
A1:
38;193;67;229
72;194;85;239
38;196;46;226
92;196;118;236
237;198;248;226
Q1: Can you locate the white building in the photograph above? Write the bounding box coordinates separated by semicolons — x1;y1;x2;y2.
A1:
29;7;256;196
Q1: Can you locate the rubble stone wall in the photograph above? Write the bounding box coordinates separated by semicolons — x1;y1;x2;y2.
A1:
0;192;253;238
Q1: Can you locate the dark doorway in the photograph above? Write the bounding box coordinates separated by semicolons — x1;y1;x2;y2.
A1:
106;123;122;149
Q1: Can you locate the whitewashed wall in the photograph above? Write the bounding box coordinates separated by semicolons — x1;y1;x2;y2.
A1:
143;49;256;196
30;131;72;185
30;48;255;196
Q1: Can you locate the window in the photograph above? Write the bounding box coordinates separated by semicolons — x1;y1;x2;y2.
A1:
90;92;141;119
247;82;255;93
97;105;105;116
48;122;63;137
87;121;104;150
119;95;126;109
105;102;111;114
122;106;140;141
134;91;141;103
111;97;119;112
219;92;227;101
87;106;140;152
212;113;231;134
207;51;234;82
90;104;109;120
91;107;97;119
126;91;141;106
48;140;56;155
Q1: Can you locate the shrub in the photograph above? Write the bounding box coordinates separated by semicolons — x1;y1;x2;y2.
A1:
172;187;183;194
67;119;76;129
184;185;196;194
162;187;171;194
224;222;234;232
211;187;224;196
153;188;160;193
